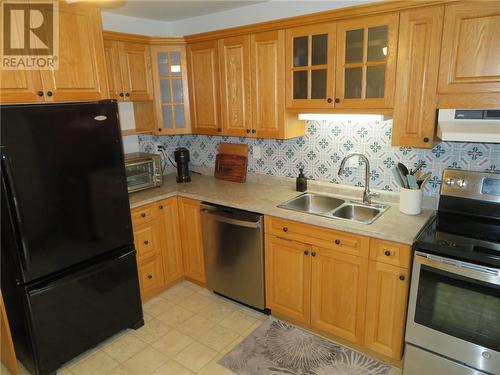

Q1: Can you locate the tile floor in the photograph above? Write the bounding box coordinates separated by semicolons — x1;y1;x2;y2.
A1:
1;281;402;375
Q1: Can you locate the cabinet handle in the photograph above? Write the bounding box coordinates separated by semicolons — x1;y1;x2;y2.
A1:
251;129;256;134
399;275;405;281
246;129;250;134
147;275;153;279
37;91;44;97
125;93;130;97
304;250;309;256
282;227;288;233
119;93;124;97
384;250;391;256
47;91;53;97
334;239;341;245
217;128;222;132
311;251;317;257
141;213;146;218
327;98;332;103
423;137;429;143
334;98;340;103
143;240;149;245
159;205;164;209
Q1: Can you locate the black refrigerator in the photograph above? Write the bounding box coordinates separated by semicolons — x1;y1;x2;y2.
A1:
1;100;143;375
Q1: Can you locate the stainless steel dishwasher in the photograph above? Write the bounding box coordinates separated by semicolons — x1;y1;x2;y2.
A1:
200;203;265;310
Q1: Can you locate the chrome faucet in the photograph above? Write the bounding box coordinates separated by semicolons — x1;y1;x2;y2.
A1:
338;153;378;205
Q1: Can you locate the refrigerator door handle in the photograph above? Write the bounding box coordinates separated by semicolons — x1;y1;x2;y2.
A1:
1;147;30;272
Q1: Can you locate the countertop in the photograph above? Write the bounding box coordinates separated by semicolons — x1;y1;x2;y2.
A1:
129;173;435;245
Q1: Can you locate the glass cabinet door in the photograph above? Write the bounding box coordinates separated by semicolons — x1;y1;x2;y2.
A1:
336;14;398;108
151;45;191;135
286;24;335;108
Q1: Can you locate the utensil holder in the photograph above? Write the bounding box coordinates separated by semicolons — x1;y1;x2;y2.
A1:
399;187;423;215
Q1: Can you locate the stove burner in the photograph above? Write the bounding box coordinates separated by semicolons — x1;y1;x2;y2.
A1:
437;239;456;247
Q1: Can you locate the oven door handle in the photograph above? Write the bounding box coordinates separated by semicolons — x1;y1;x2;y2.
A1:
415;253;500;286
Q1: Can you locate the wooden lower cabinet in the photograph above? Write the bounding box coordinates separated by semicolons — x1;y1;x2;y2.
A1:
310;247;368;344
137;254;165;301
178;197;206;284
365;261;409;359
265;236;311;324
158;198;184;285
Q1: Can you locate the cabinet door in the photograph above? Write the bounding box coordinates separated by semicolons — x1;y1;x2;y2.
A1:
0;70;44;103
137;254;165;301
265;236;311;324
157;198;184;286
187;41;221;135
39;3;108;102
219;36;252;137
103;40;124;100
438;2;500;108
120;42;154;101
392;6;444;148
365;261;409;359
151;45;191;135
285;23;336;109
251;30;284;139
178;197;206;284
133;220;162;261
336;13;398;108
310;247;368;344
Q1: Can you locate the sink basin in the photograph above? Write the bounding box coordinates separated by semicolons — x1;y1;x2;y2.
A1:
331;203;385;224
278;193;345;214
278;193;388;224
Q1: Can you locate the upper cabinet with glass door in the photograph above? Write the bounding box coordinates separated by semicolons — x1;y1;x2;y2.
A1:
335;14;398;109
150;44;191;135
285;24;336;109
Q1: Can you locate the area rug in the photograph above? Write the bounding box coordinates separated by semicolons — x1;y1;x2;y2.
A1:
219;318;391;375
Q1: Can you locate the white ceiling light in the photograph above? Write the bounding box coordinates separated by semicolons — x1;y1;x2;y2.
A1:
298;114;384;122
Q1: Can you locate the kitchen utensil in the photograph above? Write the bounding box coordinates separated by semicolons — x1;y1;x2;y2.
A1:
396;166;409;188
417;172;432;188
392;167;405;188
407;174;419;189
397;162;409;177
410;161;425;175
420;173;432;189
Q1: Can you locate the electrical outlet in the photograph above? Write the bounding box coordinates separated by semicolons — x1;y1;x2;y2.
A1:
253;145;261;159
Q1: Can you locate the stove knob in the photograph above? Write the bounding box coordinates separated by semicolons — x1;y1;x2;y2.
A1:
444;178;455;186
456;179;467;188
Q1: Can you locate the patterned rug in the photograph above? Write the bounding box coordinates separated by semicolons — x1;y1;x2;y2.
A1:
219;318;391;375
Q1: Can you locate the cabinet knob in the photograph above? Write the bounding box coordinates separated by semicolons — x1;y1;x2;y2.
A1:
327;98;332;103
159;205;164;209
125;93;130;97
158;128;162;132
147;275;153;279
334;239;341;245
119;93;124;97
143;240;149;245
217;128;222;132
282;227;288;233
399;275;405;281
384;250;391;256
141;213;146;218
423;137;430;143
252;129;256;134
304;250;309;256
47;91;53;97
246;129;250;134
37;91;44;97
334;98;340;103
311;251;317;257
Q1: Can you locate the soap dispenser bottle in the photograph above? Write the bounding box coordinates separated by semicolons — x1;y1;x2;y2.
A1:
296;168;307;192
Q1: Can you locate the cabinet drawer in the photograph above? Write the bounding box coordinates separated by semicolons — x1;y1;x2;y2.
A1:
133;221;161;259
131;203;158;226
265;216;369;258
370;239;411;268
137;254;165;300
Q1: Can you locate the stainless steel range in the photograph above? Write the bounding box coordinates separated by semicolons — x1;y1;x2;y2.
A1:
404;169;500;375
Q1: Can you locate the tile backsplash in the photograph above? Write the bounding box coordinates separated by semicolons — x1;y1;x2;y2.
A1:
138;119;500;198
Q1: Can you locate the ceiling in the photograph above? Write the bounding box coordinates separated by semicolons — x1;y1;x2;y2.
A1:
103;1;268;21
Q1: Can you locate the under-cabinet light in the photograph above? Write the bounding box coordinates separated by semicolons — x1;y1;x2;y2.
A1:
298;113;384;122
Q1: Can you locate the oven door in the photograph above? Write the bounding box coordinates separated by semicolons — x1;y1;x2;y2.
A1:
406;251;500;374
125;160;156;193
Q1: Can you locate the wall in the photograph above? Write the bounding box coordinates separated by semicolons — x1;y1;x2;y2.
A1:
138;119;500;198
101;11;172;35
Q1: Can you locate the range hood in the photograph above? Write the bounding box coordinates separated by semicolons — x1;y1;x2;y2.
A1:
437;109;500;143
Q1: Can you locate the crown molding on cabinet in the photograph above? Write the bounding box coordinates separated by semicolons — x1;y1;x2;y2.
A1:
103;31;185;45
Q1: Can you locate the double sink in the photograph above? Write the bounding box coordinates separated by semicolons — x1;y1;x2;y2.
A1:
278;193;388;225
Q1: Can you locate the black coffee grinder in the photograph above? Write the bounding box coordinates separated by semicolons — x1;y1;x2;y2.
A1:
174;147;191;183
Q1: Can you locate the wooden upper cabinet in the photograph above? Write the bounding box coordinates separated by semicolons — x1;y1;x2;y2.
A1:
187;41;221;135
265;236;311;324
392;6;444;148
251;31;284;138
365;261;409;359
0;70;44;103
40;3;108;102
335;13;398;108
120;42;154;101
150;44;191;135
286;23;336;109
310;246;368;344
103;40;123;100
178;197;206;284
219;36;252;137
438;2;500;108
